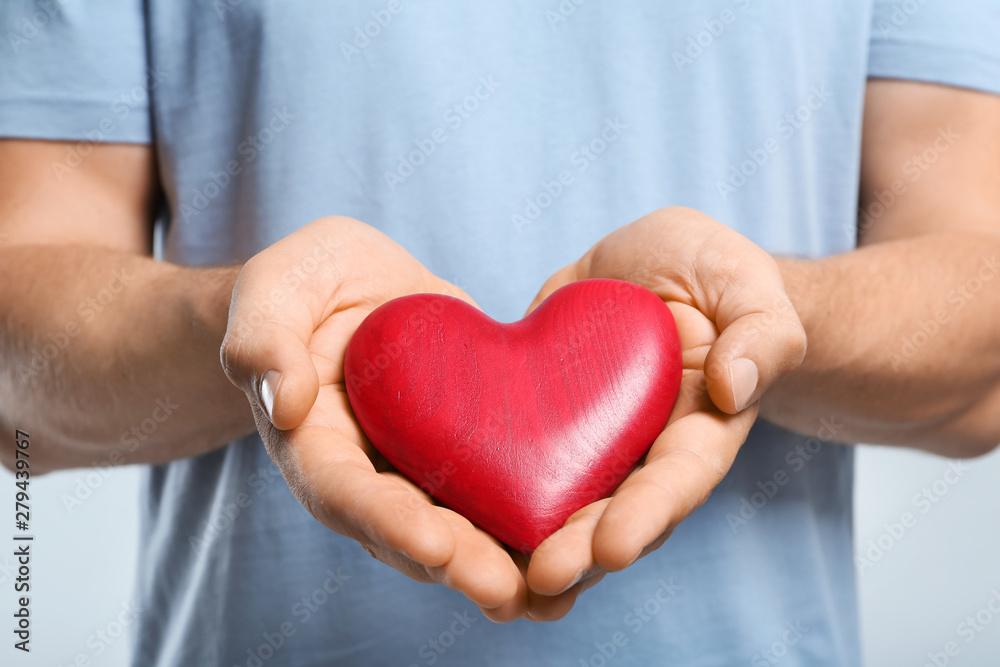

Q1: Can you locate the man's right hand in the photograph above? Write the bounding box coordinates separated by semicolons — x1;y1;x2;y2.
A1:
221;217;528;621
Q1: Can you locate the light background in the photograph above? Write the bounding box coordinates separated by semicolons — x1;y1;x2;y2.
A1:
2;444;999;666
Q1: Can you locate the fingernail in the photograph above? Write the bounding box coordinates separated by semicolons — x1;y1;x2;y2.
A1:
729;358;759;412
260;370;281;423
552;566;597;595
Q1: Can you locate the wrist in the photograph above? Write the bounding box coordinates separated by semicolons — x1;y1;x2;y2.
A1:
758;256;824;426
179;264;243;348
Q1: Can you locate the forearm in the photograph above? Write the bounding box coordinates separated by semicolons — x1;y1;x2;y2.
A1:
761;230;1000;457
0;245;255;472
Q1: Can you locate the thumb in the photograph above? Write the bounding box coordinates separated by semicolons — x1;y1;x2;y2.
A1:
703;289;806;414
221;291;320;433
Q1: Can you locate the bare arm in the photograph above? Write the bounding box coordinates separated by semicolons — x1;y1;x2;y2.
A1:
0;139;254;473
519;81;1000;609
761;81;1000;458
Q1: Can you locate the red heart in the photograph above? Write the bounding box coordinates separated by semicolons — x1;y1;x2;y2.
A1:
344;279;682;553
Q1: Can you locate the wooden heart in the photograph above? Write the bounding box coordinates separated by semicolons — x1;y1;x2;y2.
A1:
344;279;682;553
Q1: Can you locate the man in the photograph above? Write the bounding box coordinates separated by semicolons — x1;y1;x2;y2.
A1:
1;1;998;665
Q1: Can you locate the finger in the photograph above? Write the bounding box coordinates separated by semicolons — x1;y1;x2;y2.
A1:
480;551;531;623
221;261;323;430
281;424;457;567
283;416;525;611
524;262;581;315
702;258;807;413
525;572;607;622
526;499;610;596
593;405;756;571
359;497;526;614
426;507;527;612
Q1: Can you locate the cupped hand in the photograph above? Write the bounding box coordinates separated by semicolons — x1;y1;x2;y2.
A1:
221;217;527;622
522;207;807;620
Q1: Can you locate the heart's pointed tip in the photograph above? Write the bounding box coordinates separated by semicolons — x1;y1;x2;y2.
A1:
516;543;537;559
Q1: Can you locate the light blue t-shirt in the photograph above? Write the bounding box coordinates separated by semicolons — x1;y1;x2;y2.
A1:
2;1;999;665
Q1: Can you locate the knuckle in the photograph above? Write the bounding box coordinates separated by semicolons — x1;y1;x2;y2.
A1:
785;319;808;359
218;331;248;384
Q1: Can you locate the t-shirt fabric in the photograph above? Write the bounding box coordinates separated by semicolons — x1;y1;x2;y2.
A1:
2;1;999;665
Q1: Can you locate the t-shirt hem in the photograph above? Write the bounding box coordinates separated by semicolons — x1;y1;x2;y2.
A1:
0;96;151;144
868;39;1000;96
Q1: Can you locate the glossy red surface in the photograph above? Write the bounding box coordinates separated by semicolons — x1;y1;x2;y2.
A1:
344;279;682;553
